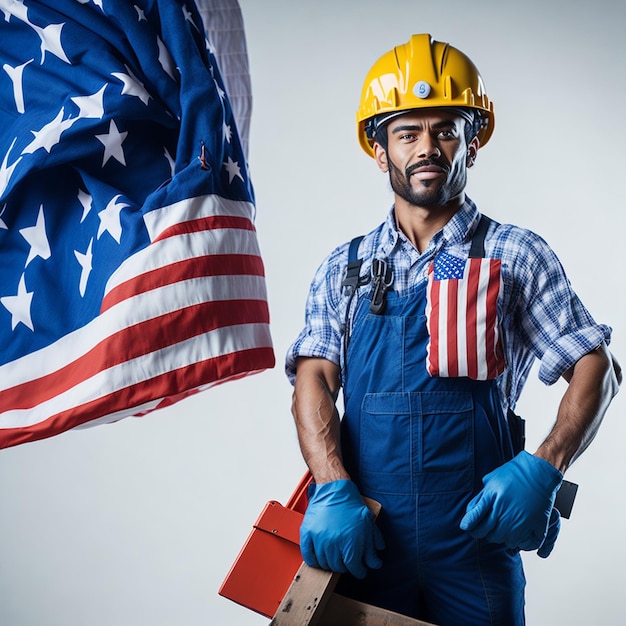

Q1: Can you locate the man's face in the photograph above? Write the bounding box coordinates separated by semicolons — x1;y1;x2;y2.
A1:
376;109;477;209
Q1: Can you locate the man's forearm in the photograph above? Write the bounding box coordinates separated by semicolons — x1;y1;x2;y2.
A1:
291;357;349;484
535;342;621;473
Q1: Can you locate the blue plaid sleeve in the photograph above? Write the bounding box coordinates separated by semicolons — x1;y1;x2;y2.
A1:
285;243;350;384
495;225;612;387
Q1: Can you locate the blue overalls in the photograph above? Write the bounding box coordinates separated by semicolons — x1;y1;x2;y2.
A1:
335;220;526;625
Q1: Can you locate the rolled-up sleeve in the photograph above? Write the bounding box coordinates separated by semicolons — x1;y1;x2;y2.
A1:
509;229;612;385
539;324;612;384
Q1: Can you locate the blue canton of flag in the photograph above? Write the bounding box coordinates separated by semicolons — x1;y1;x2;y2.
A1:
0;0;274;448
432;251;467;280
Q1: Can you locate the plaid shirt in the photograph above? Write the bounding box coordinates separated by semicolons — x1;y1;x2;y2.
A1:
285;198;612;411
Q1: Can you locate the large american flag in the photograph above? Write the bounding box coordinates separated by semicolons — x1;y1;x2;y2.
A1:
425;252;505;380
0;0;274;448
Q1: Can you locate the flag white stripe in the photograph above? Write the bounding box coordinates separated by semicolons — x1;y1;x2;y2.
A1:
0;322;272;429
143;193;255;241
72;370;261;431
0;273;269;387
72;399;164;429
70;375;238;430
457;268;468;375
492;272;504;363
105;225;261;294
475;259;491;380
425;272;434;369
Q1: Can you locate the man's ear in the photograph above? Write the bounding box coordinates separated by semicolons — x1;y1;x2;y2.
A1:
374;142;389;173
466;136;480;168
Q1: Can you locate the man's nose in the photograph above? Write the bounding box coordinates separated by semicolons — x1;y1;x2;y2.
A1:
416;135;441;159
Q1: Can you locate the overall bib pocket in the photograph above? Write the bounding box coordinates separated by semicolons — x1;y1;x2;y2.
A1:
358;391;474;495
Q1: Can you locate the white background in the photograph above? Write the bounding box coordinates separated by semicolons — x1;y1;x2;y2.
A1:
1;1;625;624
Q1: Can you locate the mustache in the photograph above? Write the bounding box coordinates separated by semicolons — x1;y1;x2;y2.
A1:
405;159;449;177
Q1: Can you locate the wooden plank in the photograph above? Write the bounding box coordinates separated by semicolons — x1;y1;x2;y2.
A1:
269;562;339;626
320;593;437;626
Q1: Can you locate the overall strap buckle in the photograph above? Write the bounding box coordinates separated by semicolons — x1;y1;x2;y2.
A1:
342;235;367;296
369;258;393;315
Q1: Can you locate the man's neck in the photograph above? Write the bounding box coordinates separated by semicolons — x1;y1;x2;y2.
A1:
394;195;465;253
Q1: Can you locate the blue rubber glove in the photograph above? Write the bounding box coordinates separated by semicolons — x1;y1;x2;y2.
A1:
537;507;561;558
300;479;385;579
460;451;563;552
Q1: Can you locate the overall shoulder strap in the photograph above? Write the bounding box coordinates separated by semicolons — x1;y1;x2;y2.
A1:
469;214;498;258
340;235;367;359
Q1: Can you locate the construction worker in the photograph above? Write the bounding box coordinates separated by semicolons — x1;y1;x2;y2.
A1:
285;34;621;625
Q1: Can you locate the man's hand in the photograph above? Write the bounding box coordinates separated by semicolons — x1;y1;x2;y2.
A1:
460;451;563;553
300;479;385;579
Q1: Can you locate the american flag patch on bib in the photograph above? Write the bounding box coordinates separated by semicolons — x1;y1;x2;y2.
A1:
425;252;505;380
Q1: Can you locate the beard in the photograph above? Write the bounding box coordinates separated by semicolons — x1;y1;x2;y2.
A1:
388;157;466;208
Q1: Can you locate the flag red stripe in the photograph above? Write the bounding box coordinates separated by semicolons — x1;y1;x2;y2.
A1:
0;298;270;411
446;279;459;377
485;259;502;378
152;215;255;242
0;347;276;448
427;270;440;376
465;258;481;380
101;254;265;312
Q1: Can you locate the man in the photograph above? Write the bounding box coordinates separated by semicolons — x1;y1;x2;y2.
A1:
285;34;621;625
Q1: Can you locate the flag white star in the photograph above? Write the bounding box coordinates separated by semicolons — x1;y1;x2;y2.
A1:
71;85;106;120
95;120;128;167
0;146;22;201
74;238;93;297
112;66;151;105
75;0;103;8
134;5;147;21
31;21;70;65
223;122;232;143
164;147;175;177
22;107;77;155
97;194;128;243
77;188;92;223
19;204;51;267
223;157;243;183
156;36;177;80
215;81;226;101
1;274;34;331
0;204;7;230
2;0;28;23
3;59;32;114
182;5;199;30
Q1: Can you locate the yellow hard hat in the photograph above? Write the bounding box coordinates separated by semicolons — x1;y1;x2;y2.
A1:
356;34;495;157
